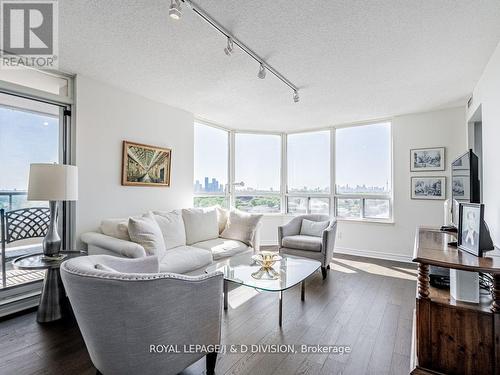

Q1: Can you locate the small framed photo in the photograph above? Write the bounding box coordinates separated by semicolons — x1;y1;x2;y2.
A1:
458;203;484;256
411;176;446;200
410;147;445;171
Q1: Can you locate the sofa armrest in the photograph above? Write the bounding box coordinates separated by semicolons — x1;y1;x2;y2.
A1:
80;232;146;259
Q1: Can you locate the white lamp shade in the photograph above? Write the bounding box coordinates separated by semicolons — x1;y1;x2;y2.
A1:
28;164;78;201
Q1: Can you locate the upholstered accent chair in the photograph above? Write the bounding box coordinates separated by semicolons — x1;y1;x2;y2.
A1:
278;215;337;279
60;255;223;375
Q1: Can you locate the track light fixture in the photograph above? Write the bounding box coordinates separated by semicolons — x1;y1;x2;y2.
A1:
224;37;234;56
293;90;299;103
169;0;182;20
258;63;266;79
171;0;300;102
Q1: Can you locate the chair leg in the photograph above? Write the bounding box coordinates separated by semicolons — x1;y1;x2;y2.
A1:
321;267;328;280
327;264;330;270
206;352;217;375
96;370;103;375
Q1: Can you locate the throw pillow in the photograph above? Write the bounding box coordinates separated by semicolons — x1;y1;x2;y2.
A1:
100;218;130;240
182;208;219;245
152;210;186;249
300;219;330;237
215;206;229;234
128;212;167;258
221;210;263;246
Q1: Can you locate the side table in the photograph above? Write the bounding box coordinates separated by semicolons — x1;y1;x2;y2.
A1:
12;250;85;323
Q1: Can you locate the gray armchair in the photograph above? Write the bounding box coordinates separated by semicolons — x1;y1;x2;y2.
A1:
278;214;337;279
61;255;223;375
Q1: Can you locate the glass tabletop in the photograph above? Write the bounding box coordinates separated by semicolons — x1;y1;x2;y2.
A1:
12;251;85;270
206;253;321;292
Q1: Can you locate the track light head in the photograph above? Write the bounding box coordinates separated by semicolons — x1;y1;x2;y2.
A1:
224;37;234;56
293;90;299;103
258;63;266;79
169;0;182;20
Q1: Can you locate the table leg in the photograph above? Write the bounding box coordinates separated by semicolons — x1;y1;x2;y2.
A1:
301;281;305;302
279;291;283;327
37;268;65;323
223;280;228;311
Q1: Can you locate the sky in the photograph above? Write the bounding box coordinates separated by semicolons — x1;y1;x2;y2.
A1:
194;122;391;192
0;106;59;191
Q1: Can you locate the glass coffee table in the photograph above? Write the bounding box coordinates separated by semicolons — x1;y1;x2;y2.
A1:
206;253;321;327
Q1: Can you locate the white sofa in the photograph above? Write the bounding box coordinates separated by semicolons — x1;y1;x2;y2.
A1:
81;208;262;275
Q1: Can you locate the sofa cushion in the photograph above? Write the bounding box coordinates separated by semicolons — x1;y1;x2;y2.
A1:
100;218;130;241
193;238;249;260
300;219;330;237
182;208;219;245
128;212;167;259
159;246;213;274
282;235;322;252
153;210;186;249
221;210;263;246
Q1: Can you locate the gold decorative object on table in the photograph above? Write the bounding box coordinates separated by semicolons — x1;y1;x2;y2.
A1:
251;251;282;280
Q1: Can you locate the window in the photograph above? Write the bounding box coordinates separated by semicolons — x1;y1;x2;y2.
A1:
0;89;71;292
193;123;229;208
234;133;281;213
335;122;392;220
287;130;330;214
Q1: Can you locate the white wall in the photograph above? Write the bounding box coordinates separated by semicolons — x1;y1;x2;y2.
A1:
261;107;466;262
467;41;500;248
75;75;194;242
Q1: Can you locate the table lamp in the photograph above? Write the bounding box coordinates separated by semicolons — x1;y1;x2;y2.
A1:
27;163;78;257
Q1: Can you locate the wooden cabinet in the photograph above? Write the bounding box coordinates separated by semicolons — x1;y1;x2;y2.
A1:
412;227;500;375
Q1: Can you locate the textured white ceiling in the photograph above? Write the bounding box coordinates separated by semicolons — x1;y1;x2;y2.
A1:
59;0;500;131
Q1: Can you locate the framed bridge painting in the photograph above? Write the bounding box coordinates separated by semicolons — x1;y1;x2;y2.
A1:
122;141;172;187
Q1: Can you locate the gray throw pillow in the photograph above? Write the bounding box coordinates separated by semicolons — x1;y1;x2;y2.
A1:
128;212;167;259
221;210;263;246
300;219;330;237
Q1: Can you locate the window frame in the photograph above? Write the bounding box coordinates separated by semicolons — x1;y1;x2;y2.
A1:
232;130;283;214
332;122;394;222
193;120;394;222
193;121;231;208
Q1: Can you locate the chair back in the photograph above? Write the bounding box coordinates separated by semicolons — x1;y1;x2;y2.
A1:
1;207;50;286
61;255;223;375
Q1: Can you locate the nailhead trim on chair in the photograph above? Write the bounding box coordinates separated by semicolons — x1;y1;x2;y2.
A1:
61;261;223;282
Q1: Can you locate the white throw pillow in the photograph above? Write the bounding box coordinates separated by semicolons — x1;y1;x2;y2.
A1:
300;219;330;237
94;263;118;273
216;206;229;234
128;212;167;258
100;218;130;240
221;210;263;246
182;208;219;245
152;210;186;249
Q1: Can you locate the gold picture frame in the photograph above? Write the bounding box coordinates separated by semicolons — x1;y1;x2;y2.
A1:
122;141;172;187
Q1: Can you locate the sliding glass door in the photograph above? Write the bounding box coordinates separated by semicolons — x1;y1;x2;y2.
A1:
0;92;70;292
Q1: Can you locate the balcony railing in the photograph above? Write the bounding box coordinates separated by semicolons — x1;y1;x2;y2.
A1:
0;191;28;212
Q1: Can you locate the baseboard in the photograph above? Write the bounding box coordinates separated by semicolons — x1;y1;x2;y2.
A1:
259;241;413;263
334;246;413;263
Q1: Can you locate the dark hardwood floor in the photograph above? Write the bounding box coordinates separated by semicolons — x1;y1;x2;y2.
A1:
0;253;417;375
